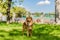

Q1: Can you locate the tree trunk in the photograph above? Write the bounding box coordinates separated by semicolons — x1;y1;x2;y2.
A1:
7;0;12;24
55;0;57;23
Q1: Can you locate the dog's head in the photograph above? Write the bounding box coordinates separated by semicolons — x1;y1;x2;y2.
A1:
26;16;32;22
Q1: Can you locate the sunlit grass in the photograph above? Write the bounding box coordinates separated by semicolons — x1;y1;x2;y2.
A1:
0;22;60;40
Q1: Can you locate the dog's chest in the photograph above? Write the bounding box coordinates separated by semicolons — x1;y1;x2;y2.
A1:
26;22;31;27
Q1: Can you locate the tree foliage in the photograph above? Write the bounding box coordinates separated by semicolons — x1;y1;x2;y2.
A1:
0;0;7;14
0;0;26;17
11;6;27;17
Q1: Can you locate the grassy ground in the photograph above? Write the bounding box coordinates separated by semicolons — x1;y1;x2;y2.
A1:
0;22;60;40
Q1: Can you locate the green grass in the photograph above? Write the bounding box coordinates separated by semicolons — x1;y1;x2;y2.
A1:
0;22;60;40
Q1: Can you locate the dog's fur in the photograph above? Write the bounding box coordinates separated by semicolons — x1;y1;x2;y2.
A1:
22;16;33;37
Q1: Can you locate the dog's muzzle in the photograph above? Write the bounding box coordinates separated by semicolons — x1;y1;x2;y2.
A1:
27;22;30;27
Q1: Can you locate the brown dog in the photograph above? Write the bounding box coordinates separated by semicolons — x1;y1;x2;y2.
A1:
22;16;33;37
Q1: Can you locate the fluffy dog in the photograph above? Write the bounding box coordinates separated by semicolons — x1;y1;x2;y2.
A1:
22;16;33;37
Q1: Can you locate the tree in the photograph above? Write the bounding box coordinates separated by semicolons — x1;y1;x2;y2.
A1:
0;0;24;23
11;6;27;17
6;0;24;24
0;0;6;13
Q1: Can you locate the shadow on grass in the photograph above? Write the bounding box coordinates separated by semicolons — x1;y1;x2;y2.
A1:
9;29;23;36
0;29;60;40
0;23;60;40
9;28;60;40
32;29;60;40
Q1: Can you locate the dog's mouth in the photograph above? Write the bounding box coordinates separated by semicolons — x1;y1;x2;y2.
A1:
26;22;30;27
27;21;31;22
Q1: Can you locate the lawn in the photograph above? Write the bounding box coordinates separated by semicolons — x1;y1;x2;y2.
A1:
0;22;60;40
